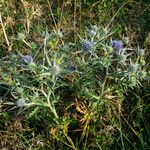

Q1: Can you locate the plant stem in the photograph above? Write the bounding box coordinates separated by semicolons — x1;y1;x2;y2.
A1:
0;13;10;47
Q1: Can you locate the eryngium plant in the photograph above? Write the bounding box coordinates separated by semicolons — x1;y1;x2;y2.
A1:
1;26;148;148
1;25;147;114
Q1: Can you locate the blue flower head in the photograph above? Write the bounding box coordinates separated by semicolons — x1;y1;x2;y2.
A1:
82;40;94;52
20;55;33;66
128;63;138;73
69;64;76;71
111;40;123;53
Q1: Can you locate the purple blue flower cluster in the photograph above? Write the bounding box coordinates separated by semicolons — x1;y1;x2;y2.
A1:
111;40;123;53
83;40;94;52
20;55;33;66
69;64;76;71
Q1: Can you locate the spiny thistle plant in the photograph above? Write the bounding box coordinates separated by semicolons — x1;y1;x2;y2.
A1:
0;25;149;149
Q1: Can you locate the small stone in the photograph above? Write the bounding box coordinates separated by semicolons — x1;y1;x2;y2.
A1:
111;40;123;53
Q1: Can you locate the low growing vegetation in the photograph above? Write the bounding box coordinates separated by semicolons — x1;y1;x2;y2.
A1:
0;0;150;149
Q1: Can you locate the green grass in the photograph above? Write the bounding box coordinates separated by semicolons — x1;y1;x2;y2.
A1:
0;0;150;149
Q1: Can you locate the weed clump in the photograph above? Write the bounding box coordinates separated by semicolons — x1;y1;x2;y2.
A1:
0;24;149;149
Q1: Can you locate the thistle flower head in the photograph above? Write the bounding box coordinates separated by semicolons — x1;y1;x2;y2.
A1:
69;64;76;71
20;55;33;66
128;63;138;73
82;40;94;52
111;40;123;53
